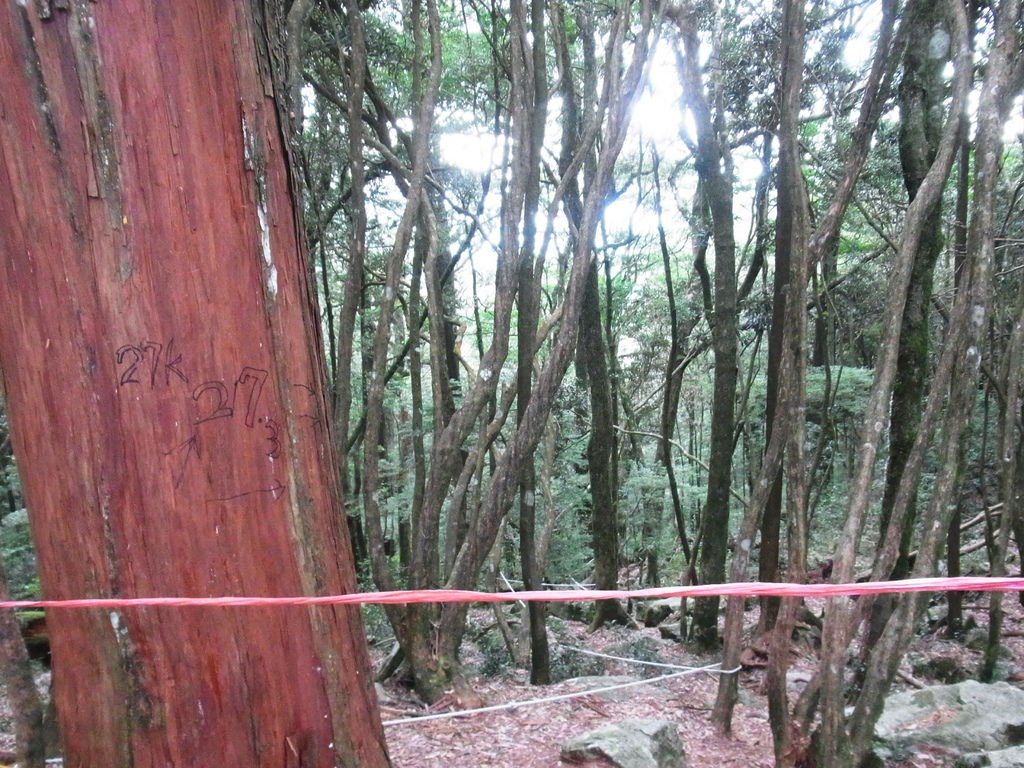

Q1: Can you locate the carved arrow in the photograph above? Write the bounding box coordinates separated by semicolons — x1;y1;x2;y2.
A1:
207;480;286;503
164;434;200;489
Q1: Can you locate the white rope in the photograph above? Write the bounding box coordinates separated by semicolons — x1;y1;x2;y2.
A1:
556;643;710;672
381;662;739;727
498;572;526;607
499;576;597;589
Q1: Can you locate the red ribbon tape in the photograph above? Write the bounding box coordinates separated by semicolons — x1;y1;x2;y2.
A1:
1;576;1021;610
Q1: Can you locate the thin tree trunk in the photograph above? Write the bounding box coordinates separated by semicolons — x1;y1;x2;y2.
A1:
372;0;657;702
948;18;975;628
755;128;784;633
436;0;657;667
671;3;739;651
361;0;440;607
361;0;454;702
518;0;551;685
759;182;788;635
582;261;629;628
813;1;972;757
982;280;1024;679
653;150;696;566
553;0;631;631
408;215;428;582
762;0;809;758
536;416;561;576
715;0;809;740
334;0;368;490
866;0;949;649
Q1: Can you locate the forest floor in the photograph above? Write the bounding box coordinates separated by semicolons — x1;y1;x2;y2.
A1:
379;590;1024;767
377;611;776;768
1;589;1022;767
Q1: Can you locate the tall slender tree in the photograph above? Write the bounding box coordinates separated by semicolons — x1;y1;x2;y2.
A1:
865;0;951;648
671;1;740;651
517;0;552;682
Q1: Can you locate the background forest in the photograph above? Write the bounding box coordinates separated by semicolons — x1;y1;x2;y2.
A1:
1;0;1023;765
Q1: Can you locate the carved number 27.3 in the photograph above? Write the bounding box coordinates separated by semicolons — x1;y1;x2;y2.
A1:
192;367;268;427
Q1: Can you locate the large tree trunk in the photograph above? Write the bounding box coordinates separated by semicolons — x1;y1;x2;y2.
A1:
0;4;389;766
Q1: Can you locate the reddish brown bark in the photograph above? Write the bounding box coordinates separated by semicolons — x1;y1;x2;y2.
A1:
0;3;389;766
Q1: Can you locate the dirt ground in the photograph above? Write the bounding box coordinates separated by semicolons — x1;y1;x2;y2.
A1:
380;619;776;768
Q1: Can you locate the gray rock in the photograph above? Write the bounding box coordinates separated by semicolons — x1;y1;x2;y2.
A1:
561;719;686;768
736;686;758;708
876;681;1024;755
641;600;676;627
911;654;969;684
1;508;29;527
954;745;1024;767
991;661;1020;682
966;628;990;650
638;598;679;626
927;604;949;625
786;668;813;693
965;630;1014;659
659;625;681;642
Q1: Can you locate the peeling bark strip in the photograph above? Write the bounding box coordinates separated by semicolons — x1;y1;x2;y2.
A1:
0;3;389;767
